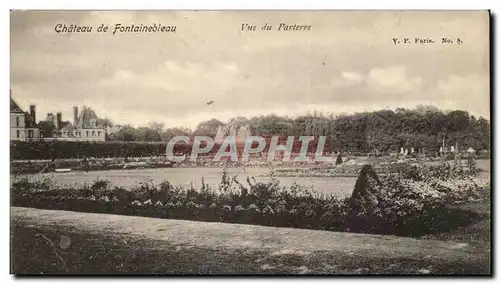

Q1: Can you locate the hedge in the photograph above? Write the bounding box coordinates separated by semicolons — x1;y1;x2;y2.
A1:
10;138;330;160
10;141;192;160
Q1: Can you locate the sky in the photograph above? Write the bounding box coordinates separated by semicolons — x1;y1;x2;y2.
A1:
10;10;490;129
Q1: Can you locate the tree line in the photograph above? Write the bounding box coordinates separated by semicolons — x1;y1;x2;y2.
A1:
109;105;490;153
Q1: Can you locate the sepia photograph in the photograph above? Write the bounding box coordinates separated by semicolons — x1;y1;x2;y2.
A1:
9;10;491;275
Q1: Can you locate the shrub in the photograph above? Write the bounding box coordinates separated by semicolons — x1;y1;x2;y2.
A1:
10;161;488;237
335;154;343;165
445;152;456;161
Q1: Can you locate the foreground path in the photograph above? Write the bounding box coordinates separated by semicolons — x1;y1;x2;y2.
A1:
11;207;490;275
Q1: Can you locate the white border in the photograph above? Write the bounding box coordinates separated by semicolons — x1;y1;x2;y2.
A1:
3;0;498;10
2;0;498;283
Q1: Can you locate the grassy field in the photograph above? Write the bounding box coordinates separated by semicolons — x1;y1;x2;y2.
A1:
423;199;491;249
11;206;490;275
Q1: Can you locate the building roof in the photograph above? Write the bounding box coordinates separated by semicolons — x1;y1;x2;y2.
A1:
57;121;76;137
11;97;38;128
74;106;105;129
60;121;75;132
10;97;24;113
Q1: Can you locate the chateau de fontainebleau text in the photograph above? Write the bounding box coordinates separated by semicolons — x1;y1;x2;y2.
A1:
53;22;312;35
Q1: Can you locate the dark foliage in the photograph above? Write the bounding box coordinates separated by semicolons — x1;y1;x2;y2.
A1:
11;161;486;238
10;140;192;160
335;153;343;165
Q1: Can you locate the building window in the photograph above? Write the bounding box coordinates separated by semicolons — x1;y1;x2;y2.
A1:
86;131;89;137
16;130;20;138
92;131;96;136
28;130;33;138
98;131;101;136
16;117;19;127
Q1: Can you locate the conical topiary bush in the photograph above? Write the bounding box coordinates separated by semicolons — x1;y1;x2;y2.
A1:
335;153;343;165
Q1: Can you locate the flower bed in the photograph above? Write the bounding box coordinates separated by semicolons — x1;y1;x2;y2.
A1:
11;160;489;237
272;161;409;177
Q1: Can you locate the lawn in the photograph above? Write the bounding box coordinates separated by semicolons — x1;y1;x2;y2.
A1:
10;207;490;275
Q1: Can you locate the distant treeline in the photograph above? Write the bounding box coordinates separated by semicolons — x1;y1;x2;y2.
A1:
11;106;490;160
114;106;490;153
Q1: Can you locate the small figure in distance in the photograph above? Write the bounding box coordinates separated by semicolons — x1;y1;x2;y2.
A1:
81;155;89;173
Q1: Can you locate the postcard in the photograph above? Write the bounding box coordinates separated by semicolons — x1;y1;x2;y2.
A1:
10;10;491;275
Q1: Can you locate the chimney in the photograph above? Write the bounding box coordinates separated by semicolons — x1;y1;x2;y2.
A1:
73;106;78;126
29;105;36;122
56;112;62;130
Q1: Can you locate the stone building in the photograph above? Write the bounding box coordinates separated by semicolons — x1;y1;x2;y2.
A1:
44;106;107;141
10;95;40;141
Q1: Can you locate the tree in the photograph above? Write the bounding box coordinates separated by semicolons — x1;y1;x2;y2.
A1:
228;116;250;128
97;118;114;128
161;127;192;141
147;122;165;133
195;119;224;137
135;127;161;141
116;125;137;141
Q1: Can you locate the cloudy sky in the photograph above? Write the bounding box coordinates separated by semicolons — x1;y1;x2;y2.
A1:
10;10;489;129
